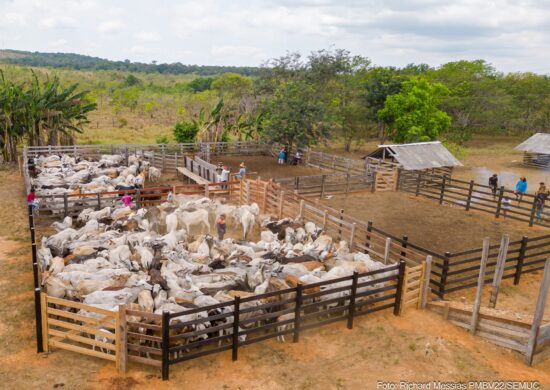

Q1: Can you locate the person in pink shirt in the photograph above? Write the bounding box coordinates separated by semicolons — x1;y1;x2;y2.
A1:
121;193;133;208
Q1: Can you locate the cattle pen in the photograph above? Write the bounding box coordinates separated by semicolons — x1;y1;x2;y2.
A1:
21;142;550;380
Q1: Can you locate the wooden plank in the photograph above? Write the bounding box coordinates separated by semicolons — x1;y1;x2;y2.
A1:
48;318;117;340
46;296;117;317
489;234;510;308
538;323;550;344
128;354;162;367
117;303;127;373
525;259;550;365
470;237;490;334
50;339;116;361
48;328;116;352
421;256;432;309
47;307;116;327
41;293;49;353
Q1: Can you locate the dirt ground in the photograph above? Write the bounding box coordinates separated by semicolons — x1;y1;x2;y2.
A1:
321;191;541;253
3;135;550;389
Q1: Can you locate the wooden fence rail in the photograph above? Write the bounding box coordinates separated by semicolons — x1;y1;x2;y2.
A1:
275;173;373;197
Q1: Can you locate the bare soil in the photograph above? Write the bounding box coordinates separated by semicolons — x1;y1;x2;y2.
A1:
321;191;542;253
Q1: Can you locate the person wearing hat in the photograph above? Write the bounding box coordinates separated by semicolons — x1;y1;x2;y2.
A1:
488;173;498;199
514;176;528;203
220;164;230;189
236;162;246;179
535;182;550;222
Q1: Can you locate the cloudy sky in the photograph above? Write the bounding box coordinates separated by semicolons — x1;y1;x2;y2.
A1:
1;0;548;73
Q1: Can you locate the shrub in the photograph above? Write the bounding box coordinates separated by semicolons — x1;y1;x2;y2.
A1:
173;121;199;143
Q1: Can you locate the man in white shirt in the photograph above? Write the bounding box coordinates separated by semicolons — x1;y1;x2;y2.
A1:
220;165;230;189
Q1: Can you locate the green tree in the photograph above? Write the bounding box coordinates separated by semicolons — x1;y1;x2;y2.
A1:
378;78;451;143
123;74;142;87
173;121;199;143
187;77;213;92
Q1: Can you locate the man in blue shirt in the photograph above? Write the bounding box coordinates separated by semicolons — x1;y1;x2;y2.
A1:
514;176;528;202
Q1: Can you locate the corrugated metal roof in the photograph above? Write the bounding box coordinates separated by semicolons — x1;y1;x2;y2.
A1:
366;141;463;170
516;133;550;154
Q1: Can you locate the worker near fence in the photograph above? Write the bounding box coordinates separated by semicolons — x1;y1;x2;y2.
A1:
216;214;227;240
27;186;38;210
535;182;550;222
236;162;246;179
121;193;133;208
220;165;230;189
514;176;528;202
488;173;498;199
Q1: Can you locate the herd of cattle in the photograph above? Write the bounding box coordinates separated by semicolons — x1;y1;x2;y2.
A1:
29;154;162;210
38;191;394;353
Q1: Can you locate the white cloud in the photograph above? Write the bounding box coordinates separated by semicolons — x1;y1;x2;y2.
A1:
135;32;161;42
98;20;125;34
1;0;550;72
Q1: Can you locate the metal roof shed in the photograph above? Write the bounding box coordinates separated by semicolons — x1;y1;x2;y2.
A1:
516;133;550;168
364;141;463;171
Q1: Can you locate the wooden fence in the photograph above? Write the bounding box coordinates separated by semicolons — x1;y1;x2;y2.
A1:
306;151;366;175
184;155;221;182
275;173;373;197
399;170;550;228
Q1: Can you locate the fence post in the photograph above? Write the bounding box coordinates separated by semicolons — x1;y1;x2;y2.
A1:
346;173;351;193
420;256;432;309
525;259;550;365
96;193;101;210
415;171;421;196
513;236;529;285
347;272;359;329
232;296;241;361
400;235;408;260
262;182;268;213
338;209;344;241
320;175;326;198
529;198;537;226
245;181;251;204
470;237;490;335
162;146;166;172
117;303;128;374
298;200;305;221
465;180;474;211
439;252;451;299
322;210;328;230
349;223;356;251
135;189;141;209
365;221;373;251
28;205;44;353
489;234;510;308
293;284;303;342
383;237;391;265
371;171;377;193
495;186;505;218
439;176;446;204
161;311;170;380
63;193;68;218
278;191;285;219
40;292;49;352
394;260;407;316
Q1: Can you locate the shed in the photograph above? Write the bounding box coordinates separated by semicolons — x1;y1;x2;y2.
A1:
515;133;550;168
363;141;462;174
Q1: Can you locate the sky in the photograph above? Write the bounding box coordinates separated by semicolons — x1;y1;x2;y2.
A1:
0;0;549;73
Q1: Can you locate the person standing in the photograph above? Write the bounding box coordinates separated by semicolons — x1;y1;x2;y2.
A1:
293;150;302;166
220;165;230;189
216;214;227;241
535;182;550;222
488;174;498;199
121;193;133;208
514;177;528;202
278;149;286;165
236;162;246;179
27;186;38;210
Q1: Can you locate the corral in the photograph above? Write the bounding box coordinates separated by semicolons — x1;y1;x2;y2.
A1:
7;140;550;387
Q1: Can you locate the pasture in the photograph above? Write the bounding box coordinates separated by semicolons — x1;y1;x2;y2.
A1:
3;137;550;388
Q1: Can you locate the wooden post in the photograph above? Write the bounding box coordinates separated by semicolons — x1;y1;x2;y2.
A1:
416;171;421;196
346;173;351;193
278;191;285;219
349;223;356;251
96;193;101;210
245;181;251;204
366;221;373;250
232;296;240;361
116;304;128;374
371;171;377;193
152;150;156;168
175;153;178;172
262;182;268;213
439;252;451;299
443;302;450;320
135;189;141;209
40;292;49;353
495;186;505;218
239;180;244;205
465;180;474;211
293;284;303;343
322;210;328;230
489;234;510;308
514;236;529;285
525;259;550;365
162;146;166;172
399;265;410;315
383;237;391;265
338;209;344;241
470;237;490;334
298;200;305;221
394;261;407;316
420;256;432;309
63;193;68;218
529;198;537;227
28;205;43;353
320;175;326;198
439;176;446;204
400;235;408;260
347;272;359;329
161;311;170;380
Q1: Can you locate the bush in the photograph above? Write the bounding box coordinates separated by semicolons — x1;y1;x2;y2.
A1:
156;135;169;144
173;121;199;143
